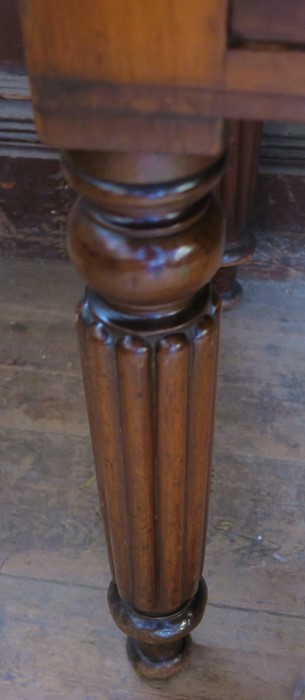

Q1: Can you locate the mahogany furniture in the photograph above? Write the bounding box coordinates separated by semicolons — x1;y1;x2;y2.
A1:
17;0;305;680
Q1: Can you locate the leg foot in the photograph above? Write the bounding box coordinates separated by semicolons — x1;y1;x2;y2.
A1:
221;279;243;310
213;267;243;311
109;578;207;678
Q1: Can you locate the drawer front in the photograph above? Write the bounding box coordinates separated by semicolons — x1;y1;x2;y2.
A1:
17;0;305;146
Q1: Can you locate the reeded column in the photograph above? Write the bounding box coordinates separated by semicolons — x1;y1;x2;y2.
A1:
62;150;226;678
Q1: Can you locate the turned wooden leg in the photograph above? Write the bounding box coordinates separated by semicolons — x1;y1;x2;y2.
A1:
62;150;225;679
214;120;262;309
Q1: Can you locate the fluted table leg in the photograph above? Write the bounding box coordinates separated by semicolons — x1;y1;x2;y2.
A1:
62;150;226;678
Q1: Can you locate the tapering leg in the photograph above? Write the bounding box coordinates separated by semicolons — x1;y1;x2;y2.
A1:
62;151;226;679
214;120;262;308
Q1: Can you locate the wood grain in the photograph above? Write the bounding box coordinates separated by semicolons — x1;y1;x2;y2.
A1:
116;336;157;610
18;0;228;153
19;0;228;86
22;67;305;152
157;335;189;610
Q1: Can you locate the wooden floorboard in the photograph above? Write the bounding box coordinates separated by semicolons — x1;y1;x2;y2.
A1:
0;259;305;698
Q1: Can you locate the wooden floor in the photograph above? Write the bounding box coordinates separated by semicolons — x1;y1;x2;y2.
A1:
0;258;305;700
